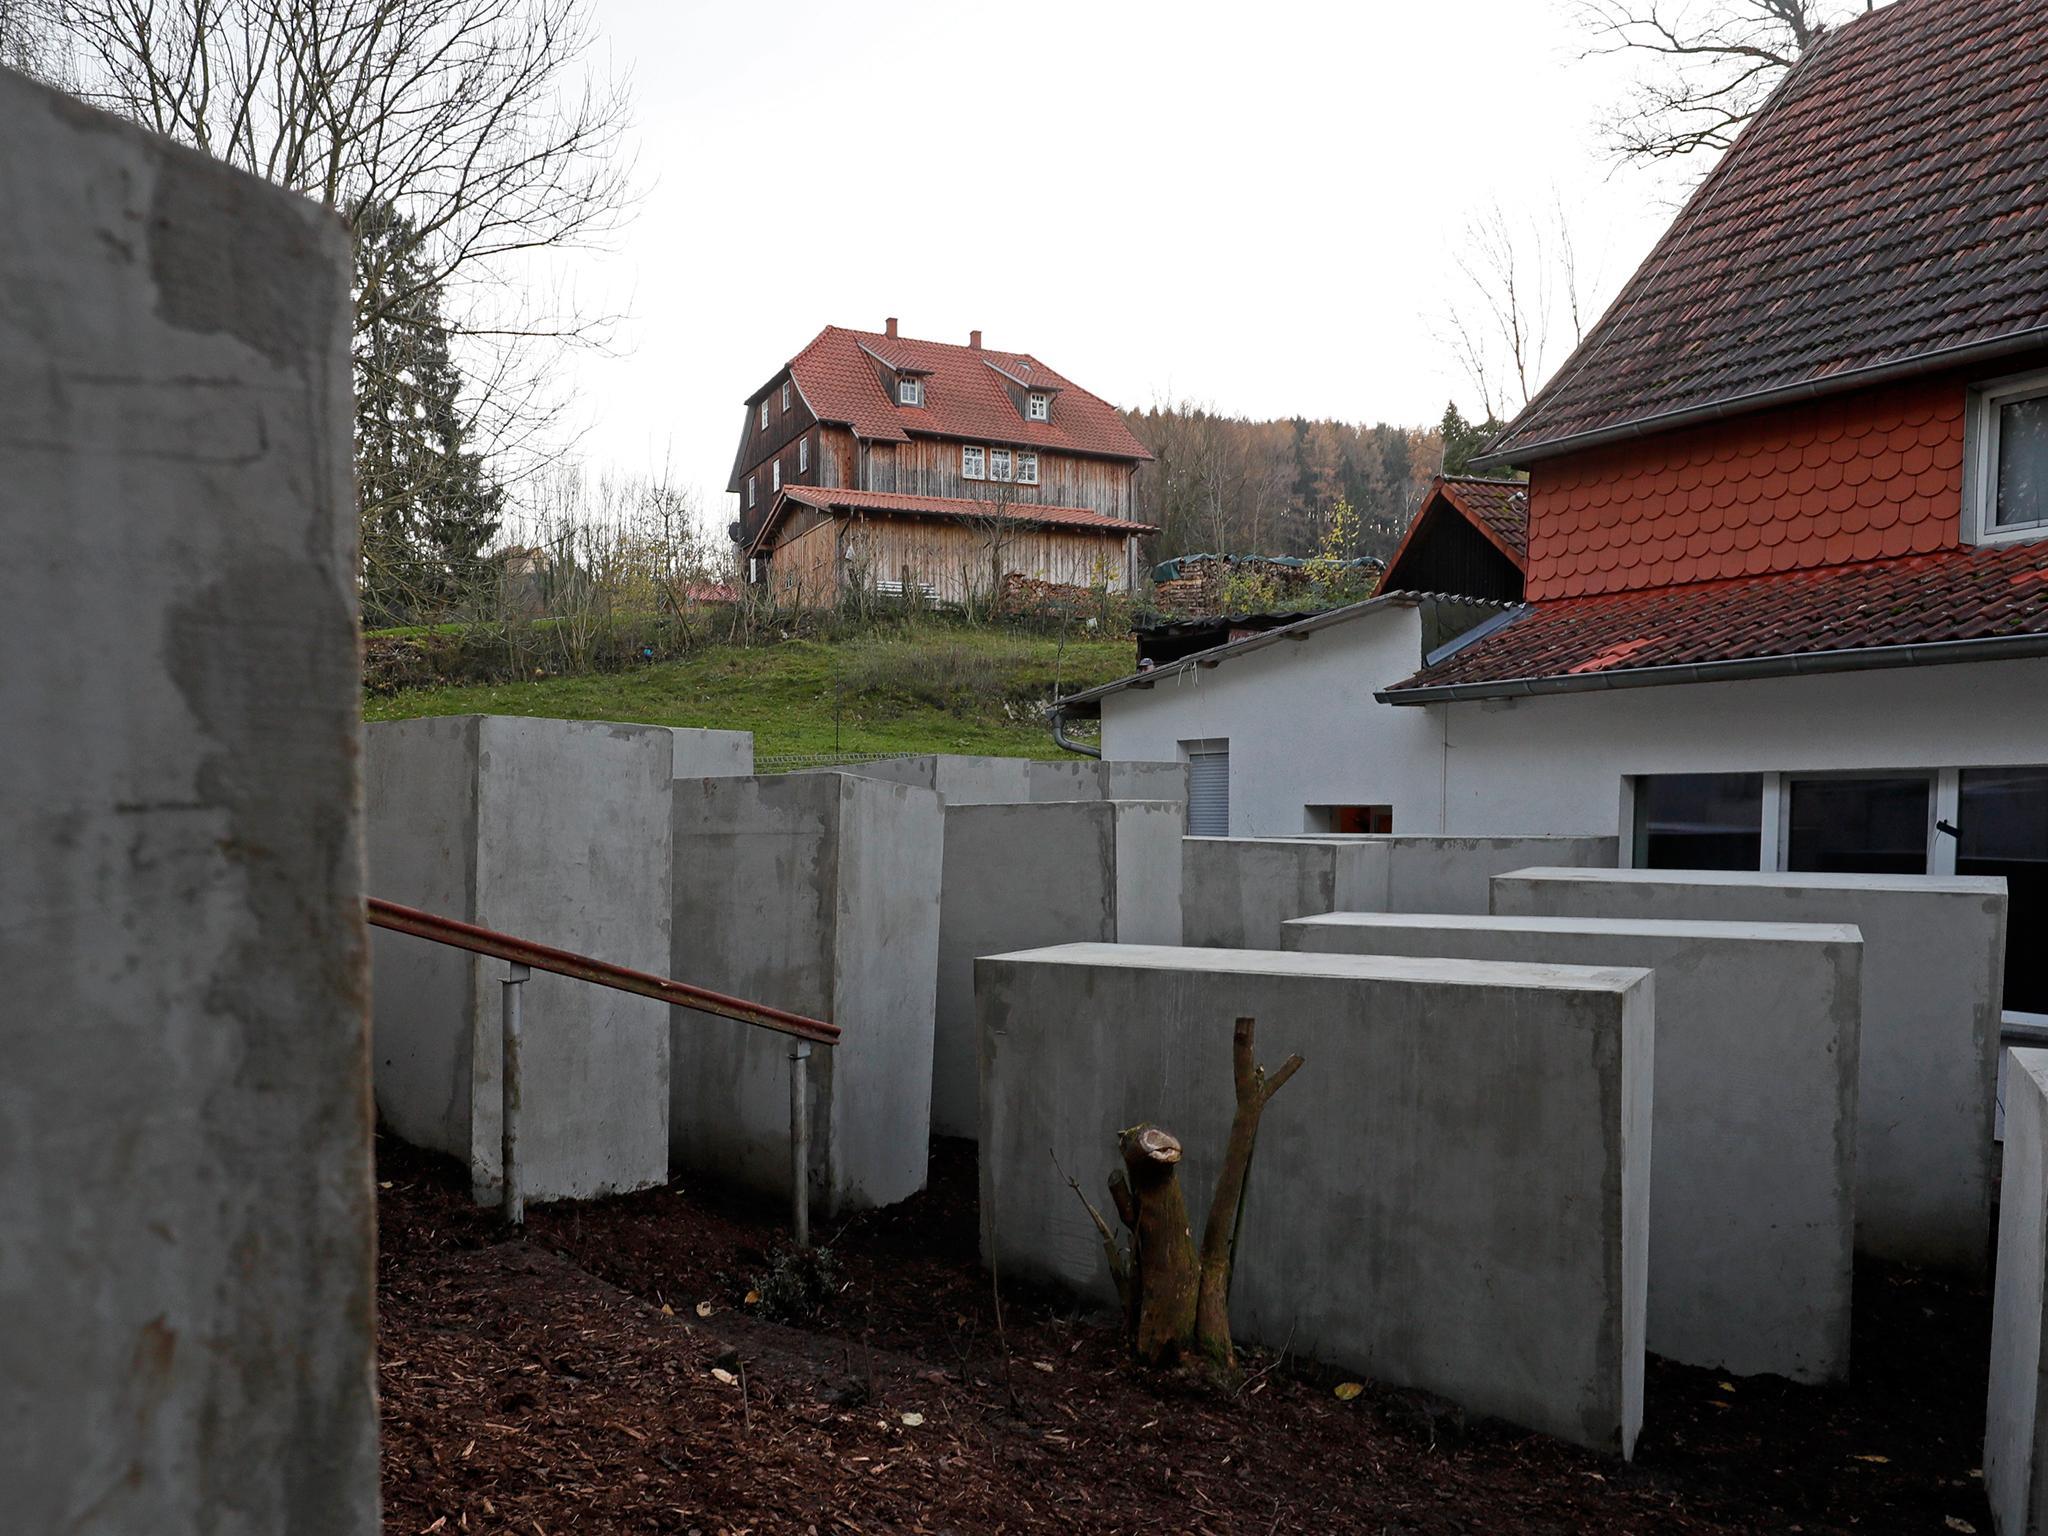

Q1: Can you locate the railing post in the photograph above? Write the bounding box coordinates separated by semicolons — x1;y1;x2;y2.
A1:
789;1041;812;1248
501;961;531;1226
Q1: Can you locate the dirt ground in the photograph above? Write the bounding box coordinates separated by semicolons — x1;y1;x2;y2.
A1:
378;1135;1995;1535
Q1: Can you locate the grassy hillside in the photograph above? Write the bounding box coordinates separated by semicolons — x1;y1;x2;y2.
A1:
363;627;1132;761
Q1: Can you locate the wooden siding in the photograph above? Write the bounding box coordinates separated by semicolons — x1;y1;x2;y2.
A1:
762;512;1137;608
861;437;1134;517
732;371;821;545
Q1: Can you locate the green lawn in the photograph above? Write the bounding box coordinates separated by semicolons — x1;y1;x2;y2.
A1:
363;628;1132;761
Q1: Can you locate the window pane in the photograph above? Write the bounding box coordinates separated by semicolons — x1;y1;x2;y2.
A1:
1786;776;1930;875
1997;393;2048;528
1633;773;1763;870
1960;766;2048;1012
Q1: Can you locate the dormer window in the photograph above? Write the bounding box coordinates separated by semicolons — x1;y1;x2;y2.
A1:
1027;392;1049;422
759;400;769;430
962;445;986;480
1970;367;2048;542
898;377;924;407
781;382;792;412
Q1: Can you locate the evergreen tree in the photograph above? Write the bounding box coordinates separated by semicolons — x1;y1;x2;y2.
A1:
1439;401;1506;478
351;198;505;625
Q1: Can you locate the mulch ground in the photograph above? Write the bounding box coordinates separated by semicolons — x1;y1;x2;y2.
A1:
378;1135;1996;1534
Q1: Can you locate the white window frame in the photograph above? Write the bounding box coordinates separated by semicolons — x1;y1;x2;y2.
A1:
1017;451;1039;485
1027;392;1049;422
898;377;924;407
772;458;781;492
746;475;756;508
798;435;809;472
962;444;987;480
759;399;769;430
989;447;1014;482
1965;366;2048;544
781;381;792;413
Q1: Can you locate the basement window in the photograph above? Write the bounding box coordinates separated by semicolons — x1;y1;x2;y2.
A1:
962;444;986;480
1306;804;1392;834
1968;367;2048;542
1018;452;1039;485
1027;392;1050;421
898;377;924;407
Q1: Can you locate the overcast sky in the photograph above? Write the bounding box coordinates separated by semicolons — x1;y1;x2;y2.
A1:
555;0;1690;524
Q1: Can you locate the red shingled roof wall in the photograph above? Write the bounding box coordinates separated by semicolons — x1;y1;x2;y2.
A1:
786;326;1153;463
1523;370;1969;600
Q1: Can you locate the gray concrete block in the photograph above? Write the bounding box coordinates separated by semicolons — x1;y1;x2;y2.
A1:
827;753;1033;805
1287;835;1620;913
672;727;753;778
1181;837;1391;948
1028;758;1190;807
978;944;1652;1456
1989;1049;2048;1536
1494;867;2007;1271
367;715;675;1204
672;773;942;1212
932;801;1182;1137
1285;911;1859;1382
0;67;375;1530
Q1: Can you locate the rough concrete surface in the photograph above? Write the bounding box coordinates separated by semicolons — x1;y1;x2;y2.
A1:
1027;758;1191;808
1181;837;1389;948
671;727;753;779
1988;1049;2048;1536
1495;867;2006;1272
1286;911;1859;1382
671;773;942;1212
367;715;675;1205
931;801;1182;1137
823;753;1033;805
0;67;376;1532
978;944;1652;1456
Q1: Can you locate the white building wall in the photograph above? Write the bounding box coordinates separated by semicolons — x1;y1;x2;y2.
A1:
1100;621;2048;847
1098;605;1447;838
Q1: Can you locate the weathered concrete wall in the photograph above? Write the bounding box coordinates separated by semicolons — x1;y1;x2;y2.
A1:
1181;837;1390;948
1495;867;2006;1271
672;727;753;778
1285;911;1859;1382
671;773;942;1212
978;944;1652;1456
1;67;376;1532
828;753;1033;805
367;715;675;1204
1380;835;1616;913
1026;758;1190;808
1988;1049;2048;1536
931;801;1182;1137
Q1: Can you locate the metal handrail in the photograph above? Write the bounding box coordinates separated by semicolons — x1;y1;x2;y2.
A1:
367;896;831;1242
367;897;838;1043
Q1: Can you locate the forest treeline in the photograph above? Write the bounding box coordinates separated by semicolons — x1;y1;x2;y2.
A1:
1120;402;1502;564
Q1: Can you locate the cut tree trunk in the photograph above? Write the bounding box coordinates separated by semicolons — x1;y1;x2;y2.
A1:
1084;1017;1302;1373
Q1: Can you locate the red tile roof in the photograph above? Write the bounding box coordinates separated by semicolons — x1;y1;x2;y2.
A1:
1482;0;2048;467
784;326;1153;462
1382;543;2048;698
748;485;1156;557
1441;476;1528;560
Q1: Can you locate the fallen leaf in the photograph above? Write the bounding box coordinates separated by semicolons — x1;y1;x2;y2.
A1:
1972;1469;1985;1479
379;1181;394;1191
1946;1520;1978;1533
711;1367;738;1386
658;1304;673;1317
1333;1382;1364;1401
745;1290;762;1305
1852;1453;1891;1464
696;1301;715;1319
1718;1381;1736;1393
1031;1360;1055;1373
900;1412;924;1427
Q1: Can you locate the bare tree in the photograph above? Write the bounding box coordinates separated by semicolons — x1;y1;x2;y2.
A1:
1441;198;1594;422
1574;0;1877;165
14;0;635;615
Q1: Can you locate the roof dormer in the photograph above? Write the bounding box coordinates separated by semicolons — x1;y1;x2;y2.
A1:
984;357;1062;423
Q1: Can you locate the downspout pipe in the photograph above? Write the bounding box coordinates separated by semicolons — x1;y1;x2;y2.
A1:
1050;701;1102;758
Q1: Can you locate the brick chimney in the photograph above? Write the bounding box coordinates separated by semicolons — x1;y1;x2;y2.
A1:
969;329;982;350
885;316;898;339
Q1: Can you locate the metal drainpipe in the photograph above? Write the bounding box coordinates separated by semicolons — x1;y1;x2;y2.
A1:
500;960;531;1226
1050;703;1101;759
